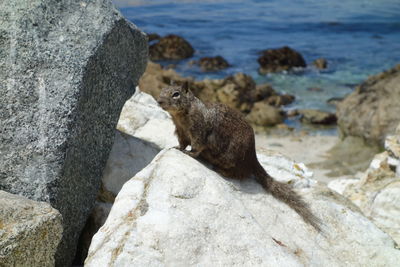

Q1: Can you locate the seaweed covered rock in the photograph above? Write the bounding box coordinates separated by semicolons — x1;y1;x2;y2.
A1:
313;58;328;70
298;109;337;125
198;56;230;71
258;46;306;74
149;34;194;60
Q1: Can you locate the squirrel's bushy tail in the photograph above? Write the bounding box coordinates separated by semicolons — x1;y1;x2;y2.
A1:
254;164;322;232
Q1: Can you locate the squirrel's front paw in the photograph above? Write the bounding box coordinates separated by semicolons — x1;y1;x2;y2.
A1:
183;149;200;158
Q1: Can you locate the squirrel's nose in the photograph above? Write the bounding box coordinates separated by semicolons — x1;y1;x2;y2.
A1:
157;99;164;105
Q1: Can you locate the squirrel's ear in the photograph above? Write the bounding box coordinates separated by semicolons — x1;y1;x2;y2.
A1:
170;80;176;86
182;81;189;93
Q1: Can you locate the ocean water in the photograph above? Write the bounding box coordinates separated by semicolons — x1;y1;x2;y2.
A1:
114;0;400;126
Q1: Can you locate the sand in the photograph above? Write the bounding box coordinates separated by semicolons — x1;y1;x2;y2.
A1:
255;134;366;184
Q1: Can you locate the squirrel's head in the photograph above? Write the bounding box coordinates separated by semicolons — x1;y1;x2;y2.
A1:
157;81;191;113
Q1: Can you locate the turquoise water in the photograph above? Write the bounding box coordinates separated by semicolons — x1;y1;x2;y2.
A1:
115;0;400;116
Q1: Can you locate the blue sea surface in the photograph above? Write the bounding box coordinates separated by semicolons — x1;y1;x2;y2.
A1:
114;0;400;131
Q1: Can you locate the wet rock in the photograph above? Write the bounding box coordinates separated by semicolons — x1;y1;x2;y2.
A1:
298;109;337;125
0;0;147;265
246;101;284;126
86;149;400;266
147;33;160;42
139;62;293;117
313;58;328;69
258;46;306;74
337;64;400;145
251;84;277;102
149;34;194;60
0;191;63;267
198;56;230;71
266;94;295;107
327;97;344;106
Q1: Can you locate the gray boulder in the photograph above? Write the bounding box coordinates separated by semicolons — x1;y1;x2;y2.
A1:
0;191;63;267
337;64;400;145
0;0;147;265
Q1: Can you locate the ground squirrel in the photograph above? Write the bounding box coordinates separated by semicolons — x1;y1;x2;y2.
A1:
157;82;322;232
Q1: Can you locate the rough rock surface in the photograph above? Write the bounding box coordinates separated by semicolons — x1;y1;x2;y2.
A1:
86;149;400;266
298;109;337;125
329;125;400;244
246;101;284;126
139;61;192;99
0;191;63;267
149;34;194;60
258;46;306;74
198;56;230;71
0;0;147;265
266;94;295;107
337;64;400;145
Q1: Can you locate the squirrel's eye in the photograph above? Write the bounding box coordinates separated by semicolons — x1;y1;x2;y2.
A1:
172;92;180;98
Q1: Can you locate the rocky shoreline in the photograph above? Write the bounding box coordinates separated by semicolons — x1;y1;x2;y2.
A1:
144;34;338;131
1;0;400;266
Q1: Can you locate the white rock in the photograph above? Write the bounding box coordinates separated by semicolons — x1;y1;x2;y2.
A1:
117;87;178;149
102;130;160;196
397;162;400;177
331;144;400;244
342;151;400;244
328;178;359;195
86;149;400;267
369;181;400;244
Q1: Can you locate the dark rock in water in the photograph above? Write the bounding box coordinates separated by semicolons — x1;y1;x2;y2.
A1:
257;46;306;74
327;97;344;106
139;62;293;117
149;34;194;60
337;64;400;145
266;94;295;107
313;58;328;69
250;84;277;102
0;0;148;265
147;33;161;42
246;101;285;126
198;56;230;71
298;109;337;125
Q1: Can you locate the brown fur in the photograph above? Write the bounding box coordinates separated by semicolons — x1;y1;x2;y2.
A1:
157;83;322;232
